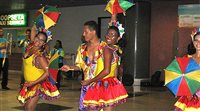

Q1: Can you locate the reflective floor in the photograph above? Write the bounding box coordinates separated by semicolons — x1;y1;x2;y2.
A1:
0;71;176;111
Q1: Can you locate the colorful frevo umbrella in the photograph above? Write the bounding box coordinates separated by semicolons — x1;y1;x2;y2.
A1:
34;5;61;30
48;52;59;85
164;56;200;96
105;0;134;15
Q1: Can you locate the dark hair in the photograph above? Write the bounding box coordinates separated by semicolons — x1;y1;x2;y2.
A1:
189;32;200;55
84;21;98;36
55;40;63;48
187;41;196;55
108;26;120;37
36;31;48;43
193;32;200;40
26;29;31;32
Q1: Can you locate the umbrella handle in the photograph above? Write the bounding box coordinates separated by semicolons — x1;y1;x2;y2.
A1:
2;56;5;67
58;68;74;71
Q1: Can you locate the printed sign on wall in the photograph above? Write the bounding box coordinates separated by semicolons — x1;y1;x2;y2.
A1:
0;12;28;27
178;4;200;27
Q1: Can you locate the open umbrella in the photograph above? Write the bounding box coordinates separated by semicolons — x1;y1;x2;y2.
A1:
164;56;200;96
48;52;59;85
105;0;134;15
34;5;61;30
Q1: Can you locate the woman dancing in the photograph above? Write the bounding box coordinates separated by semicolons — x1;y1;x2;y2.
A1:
175;28;200;111
17;26;60;111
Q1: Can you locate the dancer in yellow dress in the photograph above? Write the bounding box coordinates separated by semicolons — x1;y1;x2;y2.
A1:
82;26;128;111
175;28;200;111
61;21;128;111
17;26;60;111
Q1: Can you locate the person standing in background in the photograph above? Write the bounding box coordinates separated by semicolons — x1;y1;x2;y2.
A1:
18;29;31;53
0;27;10;90
50;40;65;89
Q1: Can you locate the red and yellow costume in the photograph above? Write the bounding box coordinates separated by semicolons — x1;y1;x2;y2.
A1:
175;90;200;111
174;55;200;111
17;52;60;105
77;43;128;110
76;41;107;110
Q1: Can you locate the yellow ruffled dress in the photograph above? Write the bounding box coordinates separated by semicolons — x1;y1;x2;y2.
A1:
17;54;60;105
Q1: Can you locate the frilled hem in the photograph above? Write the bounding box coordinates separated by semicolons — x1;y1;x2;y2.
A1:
84;98;127;110
83;77;128;110
174;95;200;111
17;81;60;105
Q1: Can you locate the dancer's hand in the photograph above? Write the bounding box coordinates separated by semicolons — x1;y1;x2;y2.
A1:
81;80;91;86
123;12;126;16
32;24;37;31
1;49;6;53
60;65;71;72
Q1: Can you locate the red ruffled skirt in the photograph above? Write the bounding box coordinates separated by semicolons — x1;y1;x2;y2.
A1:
17;79;60;105
83;77;128;110
175;95;200;111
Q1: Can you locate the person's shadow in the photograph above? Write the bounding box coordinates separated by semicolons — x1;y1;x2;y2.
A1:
13;103;73;111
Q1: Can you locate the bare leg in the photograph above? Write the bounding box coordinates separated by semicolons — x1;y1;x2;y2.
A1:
103;106;113;111
25;96;40;111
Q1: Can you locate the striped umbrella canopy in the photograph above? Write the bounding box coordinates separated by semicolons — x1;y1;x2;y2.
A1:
34;5;61;30
105;0;134;14
48;52;59;85
164;56;200;96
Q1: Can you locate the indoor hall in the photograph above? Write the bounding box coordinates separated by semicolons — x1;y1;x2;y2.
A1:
0;71;175;111
0;0;199;111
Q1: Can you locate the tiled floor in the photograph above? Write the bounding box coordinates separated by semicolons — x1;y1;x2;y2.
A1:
0;71;177;111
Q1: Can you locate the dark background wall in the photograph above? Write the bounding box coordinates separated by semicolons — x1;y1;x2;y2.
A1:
122;1;151;82
150;0;199;76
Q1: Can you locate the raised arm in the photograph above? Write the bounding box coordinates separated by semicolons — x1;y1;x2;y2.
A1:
30;25;37;42
111;14;117;22
60;64;81;72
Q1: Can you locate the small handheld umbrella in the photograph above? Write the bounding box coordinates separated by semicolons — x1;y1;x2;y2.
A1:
48;52;59;85
105;0;134;15
34;5;61;30
164;56;200;96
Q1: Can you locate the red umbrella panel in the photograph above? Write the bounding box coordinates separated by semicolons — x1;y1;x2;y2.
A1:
164;56;200;96
48;53;59;85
